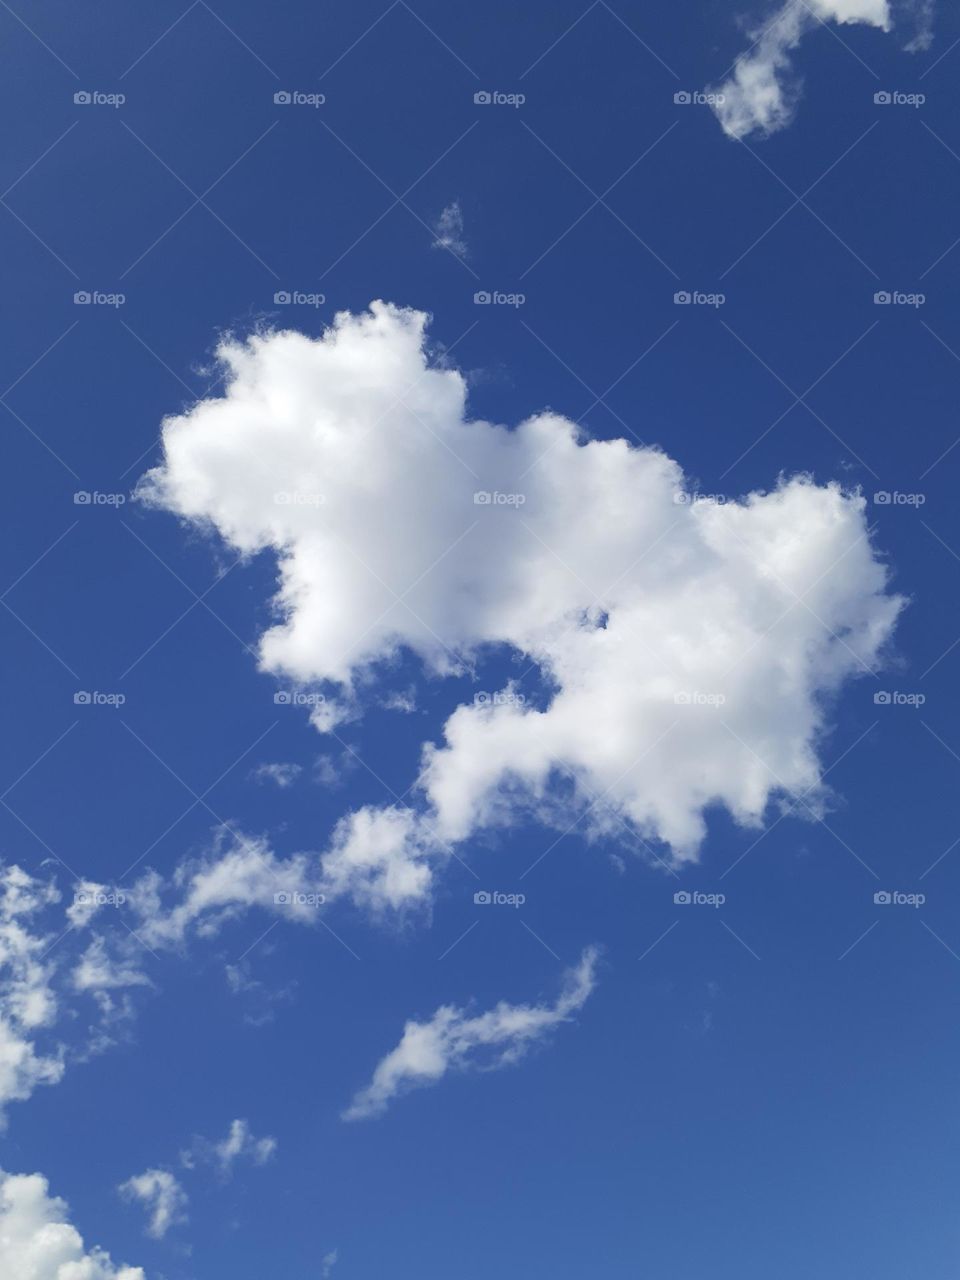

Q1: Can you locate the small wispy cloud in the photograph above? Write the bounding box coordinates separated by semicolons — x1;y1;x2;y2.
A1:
251;762;302;788
431;200;467;258
343;947;599;1120
903;0;934;51
315;754;343;788
118;1168;188;1239
382;686;417;714
181;1118;277;1178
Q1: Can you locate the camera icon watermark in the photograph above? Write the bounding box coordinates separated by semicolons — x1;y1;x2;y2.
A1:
73;490;126;506
473;90;525;107
874;890;924;907
672;490;726;506
873;690;925;707
274;690;326;706
872;490;925;506
874;90;924;107
273;890;326;906
74;90;125;108
273;290;325;307
74;691;126;707
673;90;724;106
873;290;925;307
473;290;525;307
73;290;125;308
274;90;325;107
674;890;725;907
670;890;727;911
473;490;525;506
674;289;725;308
473;690;525;707
473;889;525;907
75;889;125;908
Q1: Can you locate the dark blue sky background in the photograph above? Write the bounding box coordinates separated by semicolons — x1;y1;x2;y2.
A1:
2;1;960;1276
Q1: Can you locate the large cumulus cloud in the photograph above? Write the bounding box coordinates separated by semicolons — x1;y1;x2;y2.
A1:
0;1168;144;1279
138;302;902;907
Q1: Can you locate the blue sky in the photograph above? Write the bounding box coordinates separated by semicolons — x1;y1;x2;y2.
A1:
2;1;960;1277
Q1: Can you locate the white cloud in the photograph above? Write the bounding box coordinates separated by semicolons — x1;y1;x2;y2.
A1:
212;1117;276;1170
0;867;160;1115
181;1118;276;1177
129;834;319;949
224;960;294;1026
118;1169;187;1240
123;806;436;947
251;762;302;788
902;0;934;51
381;687;417;714
322;1248;339;1277
709;0;892;139
66;881;107;930
72;936;151;995
0;1167;145;1279
138;303;902;909
314;753;345;787
431;200;467;257
0;867;65;1122
70;937;152;1056
343;946;599;1119
317;806;435;913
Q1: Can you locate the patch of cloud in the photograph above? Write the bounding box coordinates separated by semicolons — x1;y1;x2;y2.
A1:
709;0;893;139
431;200;467;257
224;960;294;1026
66;880;108;929
0;867;66;1123
343;946;599;1119
129;834;319;949
315;806;435;914
76;992;140;1061
181;1118;277;1177
901;0;934;50
0;1167;145;1279
0;866;166;1115
118;1169;187;1240
71;936;152;1057
314;754;344;788
381;686;417;714
138;303;903;908
251;762;302;788
124;807;436;947
72;936;151;995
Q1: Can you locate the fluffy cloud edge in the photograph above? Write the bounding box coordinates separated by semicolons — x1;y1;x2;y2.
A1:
0;1167;145;1279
